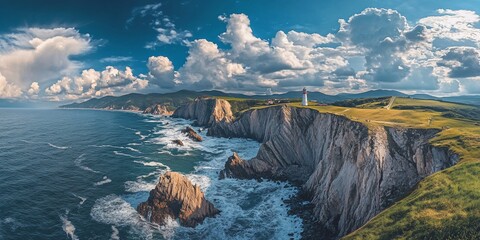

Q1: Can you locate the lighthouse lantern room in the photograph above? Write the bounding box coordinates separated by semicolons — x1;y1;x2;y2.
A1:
302;87;308;106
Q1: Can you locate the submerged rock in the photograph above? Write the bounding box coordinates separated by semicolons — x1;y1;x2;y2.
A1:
172;139;184;146
181;126;203;142
137;172;220;227
143;104;173;116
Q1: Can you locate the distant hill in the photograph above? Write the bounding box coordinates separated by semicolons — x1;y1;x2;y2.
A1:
59;89;480;110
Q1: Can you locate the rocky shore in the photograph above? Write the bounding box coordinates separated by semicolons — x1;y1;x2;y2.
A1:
172;99;459;239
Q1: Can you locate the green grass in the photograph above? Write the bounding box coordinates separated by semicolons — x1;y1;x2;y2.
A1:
239;98;480;239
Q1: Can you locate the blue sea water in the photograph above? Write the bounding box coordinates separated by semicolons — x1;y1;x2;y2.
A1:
0;109;302;240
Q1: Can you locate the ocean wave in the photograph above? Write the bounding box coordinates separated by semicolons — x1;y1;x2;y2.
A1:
90;194;155;240
74;154;100;174
127;143;142;146
124;168;167;193
111;226;120;240
21;139;70;150
1;217;23;232
94;176;112;186
133;160;169;168
72;193;87;205
60;210;79;240
113;151;144;159
145;117;303;239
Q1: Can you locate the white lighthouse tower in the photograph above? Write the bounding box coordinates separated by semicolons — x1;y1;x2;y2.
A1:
302;87;308;106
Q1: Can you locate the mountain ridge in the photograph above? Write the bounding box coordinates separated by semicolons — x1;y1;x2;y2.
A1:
59;89;480;110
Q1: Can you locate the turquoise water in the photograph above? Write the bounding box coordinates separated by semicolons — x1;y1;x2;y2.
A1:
0;109;302;240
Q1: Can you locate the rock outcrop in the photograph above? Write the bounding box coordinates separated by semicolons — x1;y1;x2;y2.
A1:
172;139;184;146
181;126;203;142
137;172;219;227
172;98;233;126
143;104;173;116
175;99;458;238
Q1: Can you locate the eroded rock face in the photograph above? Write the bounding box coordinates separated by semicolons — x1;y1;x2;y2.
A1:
172;99;459;238
137;172;219;227
208;104;458;238
172;98;233;126
181;126;203;142
143;104;173;116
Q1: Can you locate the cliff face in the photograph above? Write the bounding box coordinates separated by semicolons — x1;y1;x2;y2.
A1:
143;104;173;116
173;101;459;237
137;172;219;227
172;98;233;127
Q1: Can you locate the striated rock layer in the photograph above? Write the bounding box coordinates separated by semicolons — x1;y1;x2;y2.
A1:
173;100;459;238
137;172;219;227
172;98;233;126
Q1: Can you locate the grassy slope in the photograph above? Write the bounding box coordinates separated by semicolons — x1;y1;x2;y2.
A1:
341;98;480;239
288;98;480;240
249;97;479;239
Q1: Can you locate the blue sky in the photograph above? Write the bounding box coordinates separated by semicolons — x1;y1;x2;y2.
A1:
1;0;480;102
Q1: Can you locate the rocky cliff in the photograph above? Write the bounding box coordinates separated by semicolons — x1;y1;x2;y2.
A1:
173;101;459;238
137;172;219;227
172;98;233;126
143;104;173;116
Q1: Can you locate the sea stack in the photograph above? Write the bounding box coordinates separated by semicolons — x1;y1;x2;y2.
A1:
137;172;219;227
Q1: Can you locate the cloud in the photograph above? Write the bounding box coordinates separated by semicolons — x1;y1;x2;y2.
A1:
5;8;480;100
147;56;176;88
438;47;480;78
0;71;22;98
128;3;192;47
100;56;134;63
418;9;480;47
45;66;148;101
27;82;40;96
0;27;91;92
177;39;246;89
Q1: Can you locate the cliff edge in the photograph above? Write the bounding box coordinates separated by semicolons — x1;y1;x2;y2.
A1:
173;100;459;238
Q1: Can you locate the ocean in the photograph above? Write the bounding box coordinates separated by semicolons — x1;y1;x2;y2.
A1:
0;108;302;240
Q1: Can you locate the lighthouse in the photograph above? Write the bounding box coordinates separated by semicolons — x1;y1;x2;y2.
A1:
302;87;308;106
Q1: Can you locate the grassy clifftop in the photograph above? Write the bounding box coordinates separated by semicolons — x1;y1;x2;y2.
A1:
234;96;479;239
282;97;480;239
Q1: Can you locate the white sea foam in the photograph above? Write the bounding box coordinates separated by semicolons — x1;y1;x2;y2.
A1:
21;139;69;150
157;150;191;157
1;217;22;232
124;167;167;193
133;160;169;168
47;143;70;149
110;226;120;240
94;176;112;186
72;193;87;205
154;118;303;239
125;147;141;153
74;154;100;174
97;117;302;239
113;151;143;159
60;211;79;240
90;194;155;239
